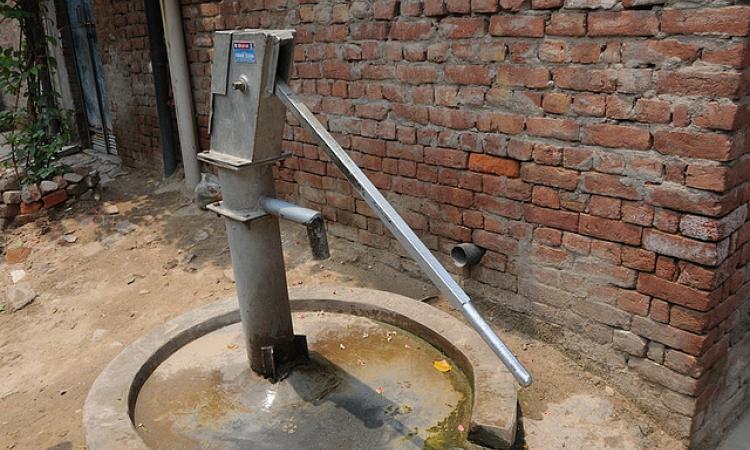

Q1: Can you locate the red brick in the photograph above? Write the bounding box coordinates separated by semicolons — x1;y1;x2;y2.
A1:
644;229;729;266
653;130;736;161
542;93;571;114
476;112;525;134
631;316;711;356
429;108;476;130
424;0;447;15
471;0;499;13
571;94;605;116
396;64;438;84
632;99;671;124
469;154;521;177
677;263;718;291
439;17;486;39
588;12;659;37
521;164;579;190
702;42;750;69
670;306;711;333
534;227;563;247
532;0;563;8
694;103;747;131
622;40;700;66
532;144;562;166
649;299;670;323
322;62;359;80
637;273;720;312
617;290;650;316
20;201;42;214
579;214;642;245
548;13;586;36
581;173;641;201
390;20;434;40
554;67;617;93
526;117;579;141
445;65;493;85
424;147;469;168
476;194;524;219
662;6;750;36
524;205;579;232
539;40;568;63
582;124;651;150
657;69;743;98
350;22;390;40
473;230;519;256
42;189;69;209
622;247;656;271
496;66;550;89
447;0;472;13
373;0;400;19
679;205;747;241
685;165;730;193
587;195;621;219
621;202;654;226
429;185;473;207
532;186;560;208
489;15;545;37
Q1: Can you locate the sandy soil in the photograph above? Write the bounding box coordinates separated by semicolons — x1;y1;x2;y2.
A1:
0;172;683;450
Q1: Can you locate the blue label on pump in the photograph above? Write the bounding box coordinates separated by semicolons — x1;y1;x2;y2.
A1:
233;41;256;64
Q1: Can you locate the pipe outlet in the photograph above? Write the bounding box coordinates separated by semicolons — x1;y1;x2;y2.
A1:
451;243;485;268
260;197;330;260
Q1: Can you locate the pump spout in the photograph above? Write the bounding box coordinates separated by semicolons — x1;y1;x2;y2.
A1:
260;197;330;260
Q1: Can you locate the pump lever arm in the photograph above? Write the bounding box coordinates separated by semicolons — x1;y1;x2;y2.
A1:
275;78;532;386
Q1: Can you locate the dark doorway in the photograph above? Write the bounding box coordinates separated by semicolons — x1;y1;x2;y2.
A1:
64;0;116;154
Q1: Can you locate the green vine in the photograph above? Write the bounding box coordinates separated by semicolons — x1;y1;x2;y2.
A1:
0;0;70;184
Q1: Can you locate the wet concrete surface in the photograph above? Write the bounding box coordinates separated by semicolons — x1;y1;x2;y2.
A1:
134;312;474;449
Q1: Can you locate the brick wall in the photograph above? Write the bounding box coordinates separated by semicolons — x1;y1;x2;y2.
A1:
91;0;165;169
95;0;749;446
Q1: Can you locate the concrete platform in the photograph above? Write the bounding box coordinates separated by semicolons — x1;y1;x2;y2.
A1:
83;287;518;449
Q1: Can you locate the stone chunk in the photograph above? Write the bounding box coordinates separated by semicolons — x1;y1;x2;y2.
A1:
40;179;58;194
2;190;21;204
613;330;647;356
63;172;84;184
4;283;37;312
0;170;20;191
21;184;41;203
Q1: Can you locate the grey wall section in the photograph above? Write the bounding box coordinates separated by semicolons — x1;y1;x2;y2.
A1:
0;18;20;111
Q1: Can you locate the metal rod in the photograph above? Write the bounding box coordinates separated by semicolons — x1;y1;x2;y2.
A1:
160;0;201;191
260;197;330;260
275;79;532;386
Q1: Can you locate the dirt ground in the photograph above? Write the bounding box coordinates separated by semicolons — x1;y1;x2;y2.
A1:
0;171;683;450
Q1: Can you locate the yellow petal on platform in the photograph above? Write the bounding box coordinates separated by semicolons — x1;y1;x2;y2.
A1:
433;359;451;373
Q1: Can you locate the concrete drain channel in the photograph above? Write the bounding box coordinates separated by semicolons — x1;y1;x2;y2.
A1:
83;288;517;449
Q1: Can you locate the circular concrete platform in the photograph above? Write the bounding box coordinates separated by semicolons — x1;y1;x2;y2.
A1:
84;287;517;449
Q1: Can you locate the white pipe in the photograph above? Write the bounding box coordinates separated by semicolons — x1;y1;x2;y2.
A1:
160;0;201;191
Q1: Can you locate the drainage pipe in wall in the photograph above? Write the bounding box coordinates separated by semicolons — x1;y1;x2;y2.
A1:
159;0;201;191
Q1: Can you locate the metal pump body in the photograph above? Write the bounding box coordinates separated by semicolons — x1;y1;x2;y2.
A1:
199;30;317;380
200;29;532;387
